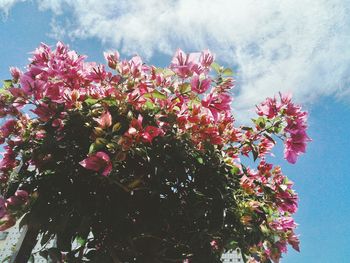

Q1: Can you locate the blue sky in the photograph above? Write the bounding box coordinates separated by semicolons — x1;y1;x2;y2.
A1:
1;1;350;262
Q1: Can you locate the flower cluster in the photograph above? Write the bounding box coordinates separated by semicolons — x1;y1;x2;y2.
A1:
0;42;310;263
257;93;311;164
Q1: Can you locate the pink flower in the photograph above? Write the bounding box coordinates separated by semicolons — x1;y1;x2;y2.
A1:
104;51;120;69
5;196;24;209
258;137;275;157
31;103;56;122
256;97;279;118
284;131;310;164
141;126;164;143
201;92;232;122
10;67;21;83
199;49;215;67
94;111;112;129
210;240;219;250
190;75;211;94
19;73;35;95
170;49;196;78
0;119;17;143
287;233;300;252
0;146;17;172
129;56;143;78
15;190;29;202
79;151;112;176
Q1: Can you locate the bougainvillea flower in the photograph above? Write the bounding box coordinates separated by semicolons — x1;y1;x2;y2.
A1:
199;49;215;68
287;233;300;252
191;75;211;94
256;97;279;118
15;190;29;202
202;92;232;121
0;119;17;143
94;111;112;129
142;126;164;143
104;51;120;69
79;151;112;176
9;67;21;83
170;49;196;78
284;132;310;164
31;103;56;122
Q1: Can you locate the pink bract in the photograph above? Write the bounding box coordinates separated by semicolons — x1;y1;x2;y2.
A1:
79;151;112;176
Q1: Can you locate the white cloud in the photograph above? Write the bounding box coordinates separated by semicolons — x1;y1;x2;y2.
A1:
0;0;24;16
2;0;350;114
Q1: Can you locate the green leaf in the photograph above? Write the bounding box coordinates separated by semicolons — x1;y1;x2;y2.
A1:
3;79;13;89
226;240;239;250
254;117;266;128
230;166;240;175
197;157;204;164
144;100;155;110
76;236;86;246
89;143;103;154
84;98;99;105
211;62;222;73
222;68;233;76
101;97;117;106
162;68;175;77
144;90;167;100
179;83;191;94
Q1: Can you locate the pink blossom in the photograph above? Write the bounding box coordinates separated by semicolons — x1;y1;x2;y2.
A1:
19;73;35;95
94;111;112;129
79;151;112;176
0;119;17;143
0;146;17;172
287;233;300;252
190;75;211;94
15;190;29;202
129;56;143;78
5;196;24;209
201;92;232;122
141;126;164;143
258;137;275;157
284;131;310;164
104;51;120;69
210;240;219;250
118;60;130;75
170;49;196;78
199;49;215;67
256;97;279;118
31;103;56;122
9;87;26;98
10;67;21;83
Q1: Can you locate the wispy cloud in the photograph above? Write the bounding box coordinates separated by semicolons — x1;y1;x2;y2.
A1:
0;0;25;16
2;0;350;113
